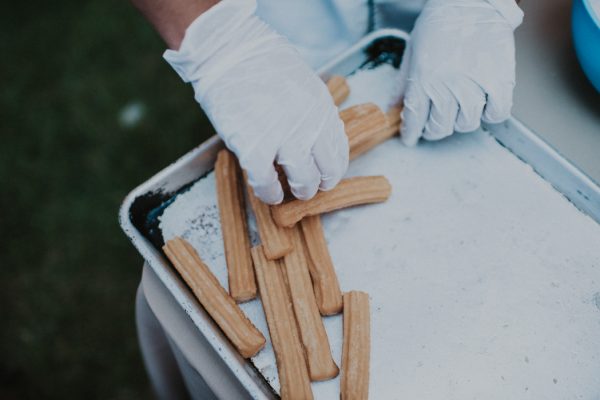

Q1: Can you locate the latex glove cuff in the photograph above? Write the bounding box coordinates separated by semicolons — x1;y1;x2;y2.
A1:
163;0;259;95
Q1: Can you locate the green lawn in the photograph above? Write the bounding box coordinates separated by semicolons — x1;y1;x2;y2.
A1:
1;1;214;398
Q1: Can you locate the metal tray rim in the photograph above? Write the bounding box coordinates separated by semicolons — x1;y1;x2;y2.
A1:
119;28;600;399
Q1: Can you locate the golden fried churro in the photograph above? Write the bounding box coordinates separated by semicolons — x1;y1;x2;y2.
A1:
215;149;256;302
340;291;370;400
245;175;293;260
387;105;402;127
299;216;343;315
349;105;403;160
326;75;350;106
271;176;392;228
282;227;339;381
251;245;313;400
340;103;388;159
163;237;265;358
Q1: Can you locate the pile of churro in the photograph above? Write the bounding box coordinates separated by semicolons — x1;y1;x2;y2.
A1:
163;76;401;400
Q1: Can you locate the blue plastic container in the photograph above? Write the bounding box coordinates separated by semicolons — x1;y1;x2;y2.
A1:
572;0;600;92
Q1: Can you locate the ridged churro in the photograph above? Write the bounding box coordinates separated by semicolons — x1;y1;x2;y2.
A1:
215;149;256;302
251;245;313;400
299;216;343;315
282;227;339;381
326;75;350;106
349;105;403;160
245;176;293;260
163;237;265;358
340;103;388;159
271;176;392;228
340;291;370;400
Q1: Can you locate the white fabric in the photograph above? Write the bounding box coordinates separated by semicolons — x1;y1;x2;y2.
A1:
139;265;252;399
256;0;428;68
136;284;192;400
164;0;349;204
398;0;524;146
255;0;366;68
374;0;427;32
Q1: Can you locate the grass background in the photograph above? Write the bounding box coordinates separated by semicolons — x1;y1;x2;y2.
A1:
1;0;214;398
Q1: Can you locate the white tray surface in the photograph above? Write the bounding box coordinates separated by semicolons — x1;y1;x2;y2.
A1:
159;64;600;399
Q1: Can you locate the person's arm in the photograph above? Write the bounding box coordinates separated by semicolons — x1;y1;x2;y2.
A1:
130;0;218;49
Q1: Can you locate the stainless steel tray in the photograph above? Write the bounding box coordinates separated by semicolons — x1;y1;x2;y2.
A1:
119;29;600;399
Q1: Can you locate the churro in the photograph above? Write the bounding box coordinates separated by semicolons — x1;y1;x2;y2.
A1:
271;176;392;228
282;227;339;381
349;105;403;160
163;237;265;358
245;176;293;260
215;149;256;302
326;75;350;106
340;291;370;400
251;245;313;400
340;103;388;159
299;216;342;315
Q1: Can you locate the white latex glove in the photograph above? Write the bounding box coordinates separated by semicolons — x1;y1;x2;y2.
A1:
398;0;524;146
164;0;349;204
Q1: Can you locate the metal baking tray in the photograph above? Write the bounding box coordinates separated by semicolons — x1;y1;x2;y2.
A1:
119;29;600;398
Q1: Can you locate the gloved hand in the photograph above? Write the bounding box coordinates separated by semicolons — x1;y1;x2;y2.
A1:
164;0;349;204
398;0;524;146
